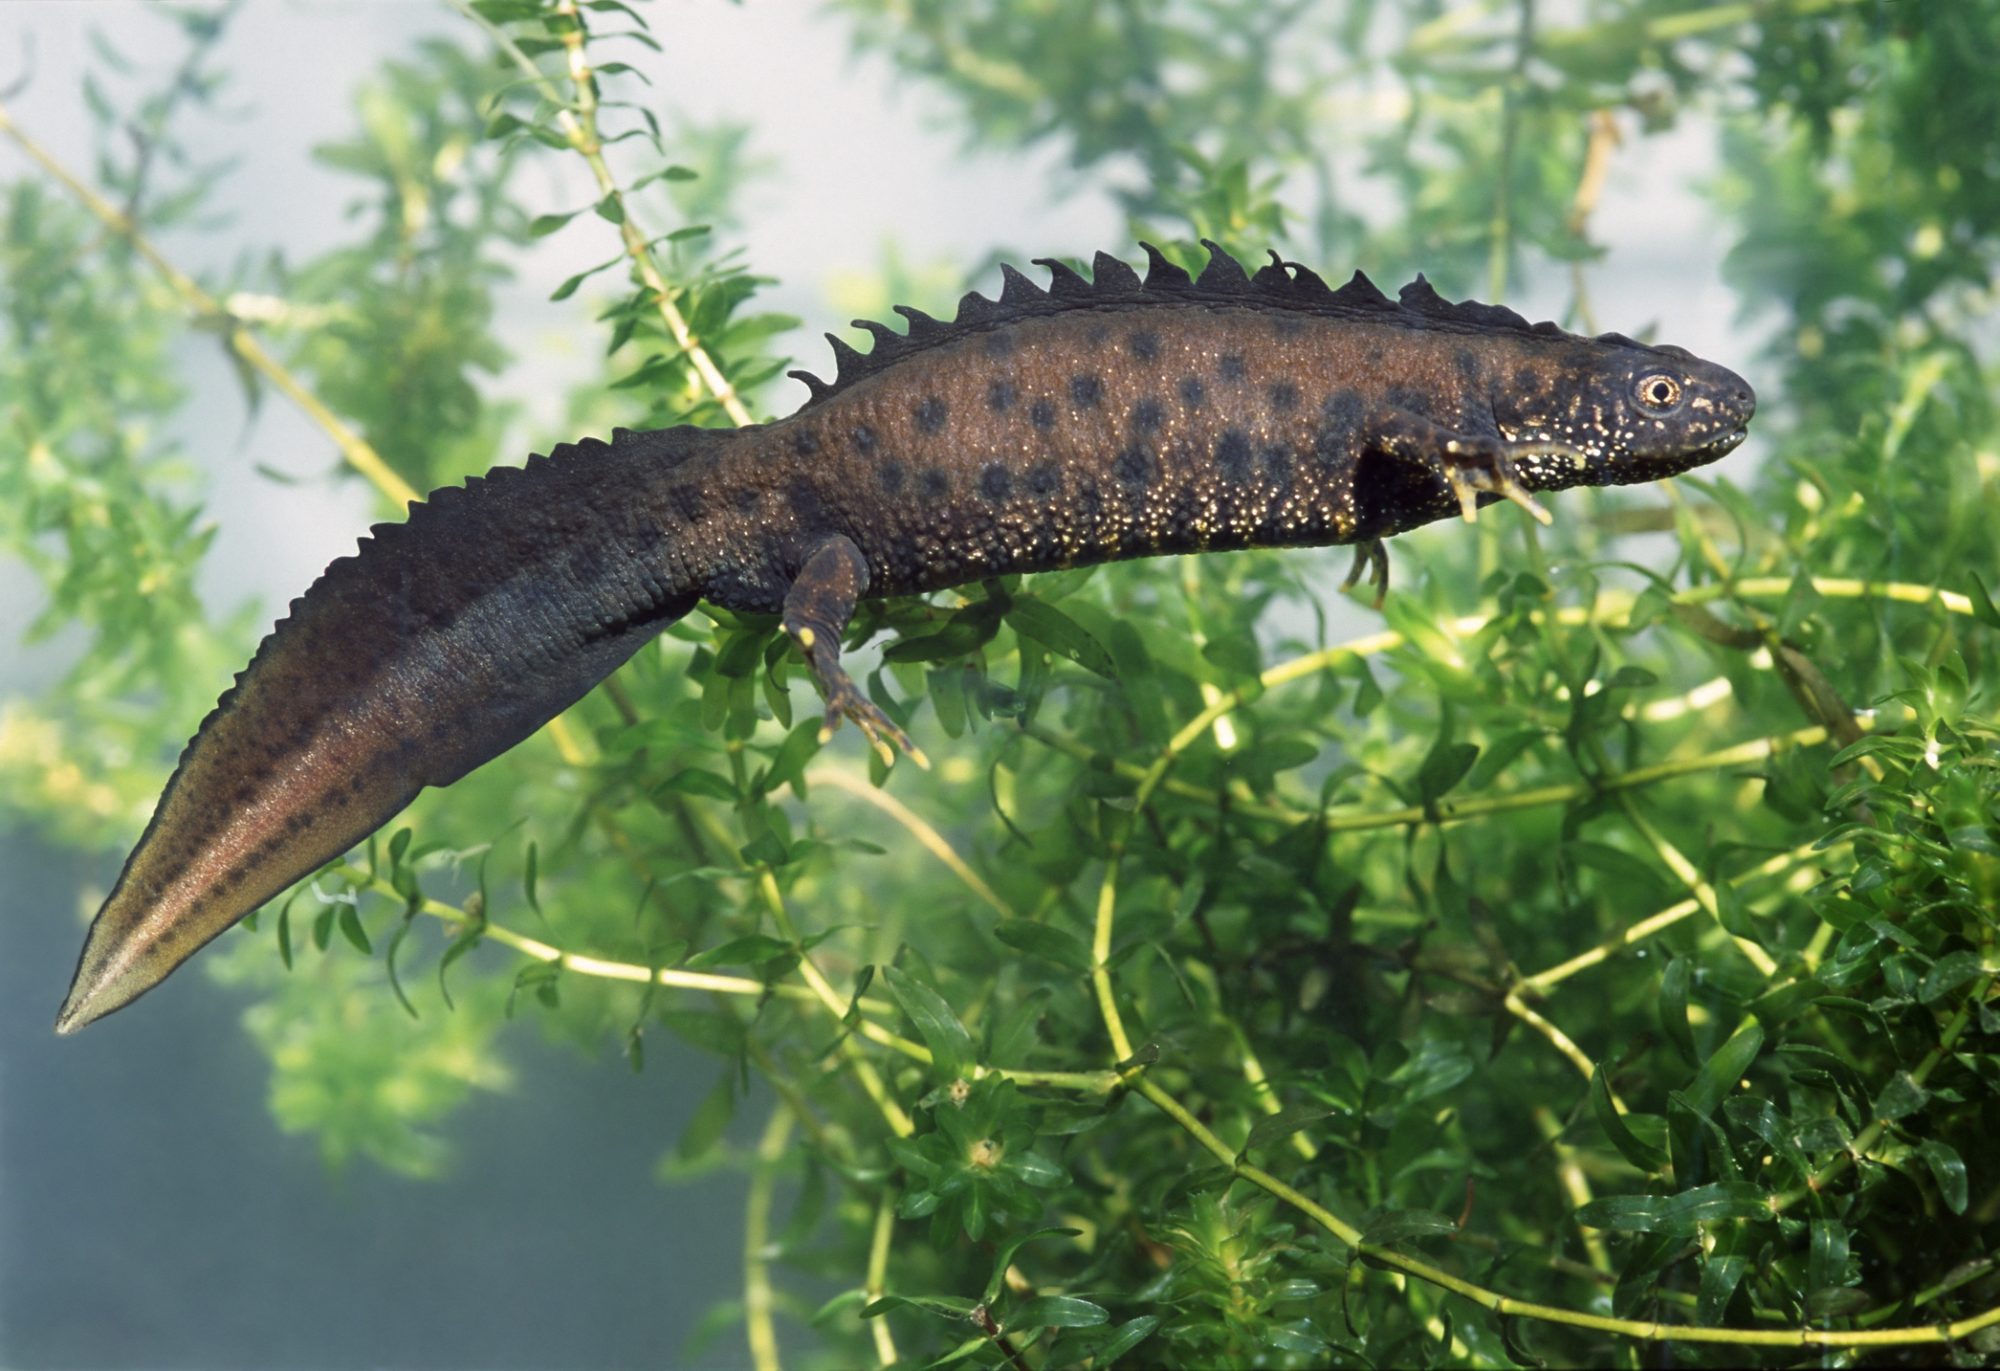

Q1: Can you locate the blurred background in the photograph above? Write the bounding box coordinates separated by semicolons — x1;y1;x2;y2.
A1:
0;0;1849;1366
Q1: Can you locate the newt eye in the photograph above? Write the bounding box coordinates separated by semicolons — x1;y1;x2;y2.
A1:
1634;373;1683;412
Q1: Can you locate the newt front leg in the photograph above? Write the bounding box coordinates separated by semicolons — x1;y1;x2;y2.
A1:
1371;410;1555;526
782;533;929;769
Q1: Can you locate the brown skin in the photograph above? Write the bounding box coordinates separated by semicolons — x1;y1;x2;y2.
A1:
57;244;1754;1033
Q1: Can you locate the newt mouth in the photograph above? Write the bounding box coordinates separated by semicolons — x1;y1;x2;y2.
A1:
1705;427;1749;458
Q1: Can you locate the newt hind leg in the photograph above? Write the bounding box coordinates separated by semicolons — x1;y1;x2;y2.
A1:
782;533;928;769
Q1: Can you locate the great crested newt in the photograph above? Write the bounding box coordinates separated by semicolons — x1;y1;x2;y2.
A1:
56;242;1754;1032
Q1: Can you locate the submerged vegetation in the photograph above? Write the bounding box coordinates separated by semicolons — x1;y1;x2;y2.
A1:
4;1;1999;1365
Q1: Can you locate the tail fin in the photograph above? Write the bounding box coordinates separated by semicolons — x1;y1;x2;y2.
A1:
56;430;710;1033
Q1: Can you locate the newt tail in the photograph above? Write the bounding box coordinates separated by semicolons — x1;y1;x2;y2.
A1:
56;430;716;1031
58;242;1753;1032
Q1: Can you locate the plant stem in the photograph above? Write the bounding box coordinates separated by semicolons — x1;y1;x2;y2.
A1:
744;1104;794;1371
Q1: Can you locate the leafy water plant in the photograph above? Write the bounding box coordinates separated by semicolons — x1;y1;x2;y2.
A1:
4;1;1998;1366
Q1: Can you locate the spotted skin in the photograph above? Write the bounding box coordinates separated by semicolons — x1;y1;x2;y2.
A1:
58;243;1754;1033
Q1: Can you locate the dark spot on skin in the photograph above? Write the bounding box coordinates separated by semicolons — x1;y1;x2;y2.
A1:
1367;346;1385;364
979;463;1012;502
1272;316;1305;339
1076;478;1105;524
735;486;762;513
851;424;878;455
879;461;906;494
792;429;820;457
1260;446;1292;486
1027;462;1062;497
1514;367;1540;397
1316;391;1367;467
1321;390;1365;433
988;379;1017;412
919;468;951;500
915;396;949;432
1219;353;1247;381
1179;376;1206;408
1267;381;1300;412
1215;428;1254;481
1030;398;1057;430
1386;384;1428;415
1454;347;1480;379
984;331;1016;357
1130;397;1166;433
1128;329;1161;361
1070;374;1103;408
789;482;824;520
1086;323;1109;346
1113;443;1155;487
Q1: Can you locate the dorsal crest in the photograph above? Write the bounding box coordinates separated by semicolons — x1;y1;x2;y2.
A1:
787;241;1602;408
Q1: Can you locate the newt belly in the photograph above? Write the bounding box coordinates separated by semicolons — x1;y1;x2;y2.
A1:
56;242;1754;1033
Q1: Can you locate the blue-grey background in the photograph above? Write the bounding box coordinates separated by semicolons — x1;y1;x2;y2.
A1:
0;2;1748;1367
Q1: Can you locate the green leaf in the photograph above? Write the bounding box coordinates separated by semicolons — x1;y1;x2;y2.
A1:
1241;1104;1334;1158
1683;1020;1763;1117
337;903;372;955
1090;1315;1162;1366
1696;1251;1749;1323
1006;1295;1108;1330
1966;571;2000;629
993;920;1093;973
1576;1181;1768;1234
1659;957;1697;1067
861;1293;977;1321
1463;728;1540;790
1360;1208;1458;1245
1875;1071;1928;1121
1917;1138;1969;1214
1920;949;1983;1004
1808;1217;1850;1294
678;1073;736;1163
656;767;739;802
981;1227;1081;1303
882;965;974;1081
1591;1064;1667;1172
1008;597;1117;678
686;934;795;969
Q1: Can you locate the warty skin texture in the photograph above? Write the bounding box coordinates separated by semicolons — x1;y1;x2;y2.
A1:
57;243;1754;1033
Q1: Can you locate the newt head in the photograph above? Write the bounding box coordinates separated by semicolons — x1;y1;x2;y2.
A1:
1496;335;1755;494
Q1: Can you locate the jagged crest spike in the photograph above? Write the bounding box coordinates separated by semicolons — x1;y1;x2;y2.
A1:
1283;260;1329;296
788;368;832;400
954;290;997;324
1332;270;1393;309
1140;242;1193;290
1091;250;1142;292
854;319;900;349
788;245;1596;411
892;304;943;337
1032;256;1093;298
997;263;1044;307
1197;239;1251;291
825;331;864;368
1400;274;1447;312
1250;249;1290;291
